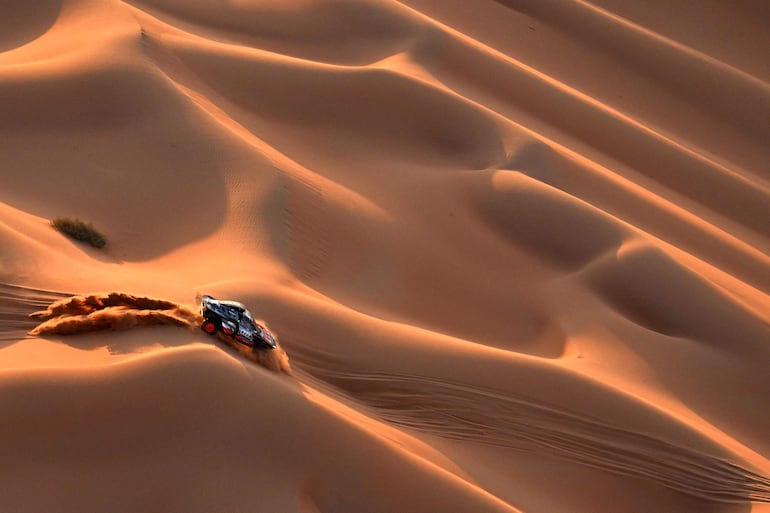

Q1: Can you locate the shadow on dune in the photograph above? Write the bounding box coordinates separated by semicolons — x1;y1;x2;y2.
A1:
0;0;61;53
27;291;291;374
583;243;770;354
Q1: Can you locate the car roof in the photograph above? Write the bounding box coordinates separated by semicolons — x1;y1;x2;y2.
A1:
217;300;247;311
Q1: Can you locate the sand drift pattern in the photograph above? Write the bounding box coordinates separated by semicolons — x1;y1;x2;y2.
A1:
0;284;70;343
294;353;770;504
27;291;290;374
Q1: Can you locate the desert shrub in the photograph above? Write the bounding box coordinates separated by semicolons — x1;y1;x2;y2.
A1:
51;217;107;249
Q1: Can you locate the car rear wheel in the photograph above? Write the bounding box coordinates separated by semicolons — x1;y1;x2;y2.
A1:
201;320;218;334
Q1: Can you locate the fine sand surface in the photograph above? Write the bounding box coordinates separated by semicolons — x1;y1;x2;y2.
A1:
1;1;769;512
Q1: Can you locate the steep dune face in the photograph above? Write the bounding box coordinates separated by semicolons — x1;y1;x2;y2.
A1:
165;40;505;168
1;1;769;512
127;0;424;65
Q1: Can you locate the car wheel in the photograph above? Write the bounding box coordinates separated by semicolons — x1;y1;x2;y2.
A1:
201;320;218;334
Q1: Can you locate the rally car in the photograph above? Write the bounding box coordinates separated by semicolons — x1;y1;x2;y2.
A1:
199;295;277;350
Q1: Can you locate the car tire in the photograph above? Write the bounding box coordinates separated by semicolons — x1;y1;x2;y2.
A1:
201;320;218;334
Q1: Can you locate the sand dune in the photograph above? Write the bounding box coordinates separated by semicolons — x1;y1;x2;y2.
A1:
1;1;768;512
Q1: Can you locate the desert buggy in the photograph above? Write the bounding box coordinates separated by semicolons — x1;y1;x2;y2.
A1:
200;295;277;350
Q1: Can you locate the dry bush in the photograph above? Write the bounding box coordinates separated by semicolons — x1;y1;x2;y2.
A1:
51;217;107;248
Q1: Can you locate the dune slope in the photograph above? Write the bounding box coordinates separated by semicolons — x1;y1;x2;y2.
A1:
0;1;768;512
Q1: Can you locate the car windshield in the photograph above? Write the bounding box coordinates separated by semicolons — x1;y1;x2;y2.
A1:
241;311;256;329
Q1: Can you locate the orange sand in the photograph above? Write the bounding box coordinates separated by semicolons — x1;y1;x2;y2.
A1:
0;1;768;512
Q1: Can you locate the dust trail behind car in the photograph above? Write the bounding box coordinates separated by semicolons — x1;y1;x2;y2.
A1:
29;292;291;374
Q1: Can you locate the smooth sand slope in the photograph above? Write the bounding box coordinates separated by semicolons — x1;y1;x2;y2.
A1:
1;1;769;512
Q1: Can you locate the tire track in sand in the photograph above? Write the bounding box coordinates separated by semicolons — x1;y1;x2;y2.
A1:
292;349;770;504
282;173;331;283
